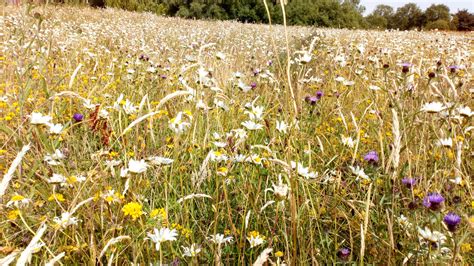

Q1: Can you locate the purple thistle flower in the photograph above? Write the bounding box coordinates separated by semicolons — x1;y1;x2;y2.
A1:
423;192;444;211
364;151;379;164
402;177;416;188
443;212;461;232
250;82;257;89
316;90;324;99
160;74;167;79
72;113;84;122
448;65;462;73
267;60;273;66
305;95;319;105
400;62;412;73
338;247;350;260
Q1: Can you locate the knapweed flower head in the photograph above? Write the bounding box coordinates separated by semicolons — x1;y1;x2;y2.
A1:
363;151;379;164
443;212;461;232
448;65;462;73
423;192;444;211
402;177;416;188
122;201;144;220
304;95;319;105
316;90;324;99
72;113;84;122
338;247;350;260
399;62;412;73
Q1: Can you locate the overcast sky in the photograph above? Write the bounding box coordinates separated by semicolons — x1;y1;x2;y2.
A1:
360;0;474;15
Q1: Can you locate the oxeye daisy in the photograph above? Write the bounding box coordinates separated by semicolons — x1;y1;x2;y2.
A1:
29;112;52;125
6;194;31;208
146;227;178;251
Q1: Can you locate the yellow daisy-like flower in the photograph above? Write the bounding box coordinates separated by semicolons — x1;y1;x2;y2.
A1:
66;175;77;184
7;210;20;220
275;251;284;257
217;167;228;176
460;243;472;253
181;228;192;238
150;208;167;219
48;193;65;202
122;202;144;220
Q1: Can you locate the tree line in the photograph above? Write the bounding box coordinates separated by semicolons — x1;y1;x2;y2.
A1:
366;3;474;31
77;0;474;30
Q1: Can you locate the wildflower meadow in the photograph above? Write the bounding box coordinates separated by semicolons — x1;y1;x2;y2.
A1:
0;5;473;265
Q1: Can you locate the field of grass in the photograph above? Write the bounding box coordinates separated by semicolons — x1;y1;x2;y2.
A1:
0;5;473;265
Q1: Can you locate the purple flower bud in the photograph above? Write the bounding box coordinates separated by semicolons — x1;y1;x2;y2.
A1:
448;65;462;73
423;192;444;211
443;212;461;232
364;151;379;164
338;247;350;260
400;63;412;73
73;113;84;122
305;95;319;105
402;177;416;188
250;82;257;89
316;90;324;100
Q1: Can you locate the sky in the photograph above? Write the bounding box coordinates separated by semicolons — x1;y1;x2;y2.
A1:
360;0;474;15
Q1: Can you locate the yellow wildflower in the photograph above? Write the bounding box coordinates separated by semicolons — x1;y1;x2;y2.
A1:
460;243;471;253
7;210;20;220
150;208;167;219
122;202;144;220
48;193;65;202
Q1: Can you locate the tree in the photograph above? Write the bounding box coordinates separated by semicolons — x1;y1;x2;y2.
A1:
452;9;474;31
367;4;394;29
392;3;424;30
425;19;450;30
365;14;388;29
424;4;450;23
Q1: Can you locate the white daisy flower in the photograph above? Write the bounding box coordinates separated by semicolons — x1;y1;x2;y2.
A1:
128;159;148;174
148;156;174;166
29;112;52;125
420;102;445;113
276;120;288;134
53;212;80;228
146;227;178;251
208;234;233;245
241;120;263;130
348;165;369;181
